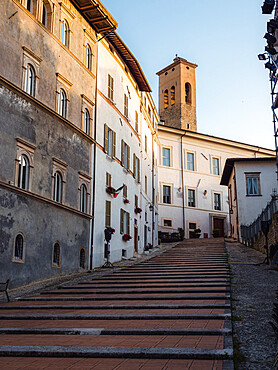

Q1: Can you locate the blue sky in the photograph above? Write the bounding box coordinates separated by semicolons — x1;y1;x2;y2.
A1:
101;0;275;149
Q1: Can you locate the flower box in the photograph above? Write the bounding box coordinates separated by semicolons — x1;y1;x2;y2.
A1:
134;207;142;214
122;234;132;241
106;227;115;234
124;199;130;204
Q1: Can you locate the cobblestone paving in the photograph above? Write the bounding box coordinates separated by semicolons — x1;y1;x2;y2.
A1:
226;242;278;370
0;239;233;369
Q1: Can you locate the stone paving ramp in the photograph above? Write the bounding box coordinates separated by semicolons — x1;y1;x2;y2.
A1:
0;239;233;369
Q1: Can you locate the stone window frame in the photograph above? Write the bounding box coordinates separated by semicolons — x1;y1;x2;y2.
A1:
40;0;54;31
78;172;91;213
52;241;61;268
161;145;172;167
52;158;67;204
211;155;221;176
81;94;94;136
22;47;42;97
162;218;173;229
12;233;26;264
59;2;75;50
245;172;262;197
187;187;197;208
212;191;222;211
15;138;36;192
83;29;96;72
56;73;72;118
185;150;196;172
161;182;173;204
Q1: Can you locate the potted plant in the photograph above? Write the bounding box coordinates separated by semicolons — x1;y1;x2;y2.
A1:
213;229;220;238
106;227;115;234
124;198;129;204
193;228;201;238
134;207;142;214
122;233;132;241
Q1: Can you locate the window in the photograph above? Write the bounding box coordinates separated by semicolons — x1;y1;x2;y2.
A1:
106;172;111;187
187;152;195;171
124;94;128;117
246;173;261;196
53;171;63;203
83;109;90;135
108;74;114;101
53;242;61;267
121;140;130;170
42;3;47;27
17;155;29;190
162;148;171;167
24;64;35;96
57;89;67;118
188;189;196;207
135;111;139;132
163;185;171;204
123;185;127;198
212;157;220;175
185;83;192;104
135;194;138;208
145;135;148;153
79;248;85;269
164;89;169;109
120;209;130;234
104;124;116;157
133;155;140;183
171;86;175;105
85;44;92;70
61;19;69;48
163;218;173;228
14;234;24;261
105;200;111;227
214;193;221;211
189;222;197;230
80;184;87;213
145;176;147;194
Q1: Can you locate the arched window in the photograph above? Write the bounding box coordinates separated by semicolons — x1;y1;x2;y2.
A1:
57;89;67;118
24;64;35;97
42;3;47;27
53;242;61;267
185;83;192;104
80;184;87;213
79;248;85;269
14;234;24;260
85;44;92;70
61;19;69;48
27;0;33;12
83;109;90;135
164;89;169;109
170;86;175;105
17;155;29;190
53;171;63;203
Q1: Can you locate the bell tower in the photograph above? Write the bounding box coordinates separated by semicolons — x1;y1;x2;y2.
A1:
156;56;198;131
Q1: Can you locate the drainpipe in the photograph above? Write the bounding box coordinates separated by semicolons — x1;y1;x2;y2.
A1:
89;34;99;270
180;133;186;233
151;129;155;247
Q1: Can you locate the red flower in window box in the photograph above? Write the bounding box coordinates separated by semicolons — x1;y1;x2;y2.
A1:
124;198;130;204
122;234;132;241
106;227;115;234
134;207;142;214
106;186;116;195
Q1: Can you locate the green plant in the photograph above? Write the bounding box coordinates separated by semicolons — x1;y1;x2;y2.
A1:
178;227;185;240
213;228;220;237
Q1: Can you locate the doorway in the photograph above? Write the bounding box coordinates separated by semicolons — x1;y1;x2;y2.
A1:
213;218;225;237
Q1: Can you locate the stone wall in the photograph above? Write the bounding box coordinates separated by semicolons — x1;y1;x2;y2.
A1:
253;213;278;255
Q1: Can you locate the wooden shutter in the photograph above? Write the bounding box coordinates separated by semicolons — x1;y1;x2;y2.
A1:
104;124;108;153
120;209;124;234
121;140;124;166
127;212;130;235
105;201;111;227
135;194;138;208
112;131;116;157
133;153;136;178
127;145;130;171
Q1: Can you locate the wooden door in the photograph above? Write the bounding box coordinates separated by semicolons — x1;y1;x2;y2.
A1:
213;218;224;237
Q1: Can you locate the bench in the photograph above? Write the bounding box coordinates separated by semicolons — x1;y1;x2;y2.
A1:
0;279;10;302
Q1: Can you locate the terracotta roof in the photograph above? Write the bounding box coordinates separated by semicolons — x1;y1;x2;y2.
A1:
70;0;117;33
106;32;151;92
220;157;276;186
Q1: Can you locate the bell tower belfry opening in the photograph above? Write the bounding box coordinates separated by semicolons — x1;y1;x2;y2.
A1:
156;56;198;132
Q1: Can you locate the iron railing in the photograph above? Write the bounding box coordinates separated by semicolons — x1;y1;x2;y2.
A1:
241;195;278;246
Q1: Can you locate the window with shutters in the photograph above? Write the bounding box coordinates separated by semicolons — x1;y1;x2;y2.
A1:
245;173;261;196
135;111;139;132
124;94;128;118
104;124;116;157
105;200;111;227
120;209;130;234
188;189;196;207
106;172;111;187
123;185;127;198
211;157;220;175
121;140;130;170
108;74;114;101
186;152;195;171
162;185;171;204
133;154;140;183
162;147;171;167
213;192;221;210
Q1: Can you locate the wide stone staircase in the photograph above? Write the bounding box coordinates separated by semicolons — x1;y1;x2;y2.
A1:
0;239;233;369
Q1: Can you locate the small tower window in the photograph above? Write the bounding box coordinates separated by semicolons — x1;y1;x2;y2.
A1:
164;89;169;109
170;86;175;105
185;83;192;104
